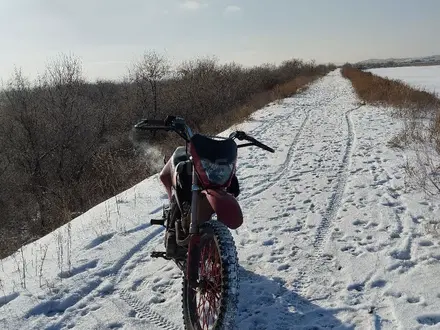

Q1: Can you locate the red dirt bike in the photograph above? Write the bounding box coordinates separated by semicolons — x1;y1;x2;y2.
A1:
134;116;274;330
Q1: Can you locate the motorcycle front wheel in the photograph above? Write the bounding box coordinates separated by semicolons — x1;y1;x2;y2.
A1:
182;220;239;330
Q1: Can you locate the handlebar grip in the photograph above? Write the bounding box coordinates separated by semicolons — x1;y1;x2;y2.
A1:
258;143;275;153
145;119;165;125
134;119;167;129
251;139;275;153
243;133;275;153
135;125;170;131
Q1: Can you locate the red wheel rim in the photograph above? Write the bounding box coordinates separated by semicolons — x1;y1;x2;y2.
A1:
195;238;222;329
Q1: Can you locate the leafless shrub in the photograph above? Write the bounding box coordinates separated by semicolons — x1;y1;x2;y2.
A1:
36;243;49;288
66;222;72;275
405;141;440;196
11;247;27;289
55;231;64;276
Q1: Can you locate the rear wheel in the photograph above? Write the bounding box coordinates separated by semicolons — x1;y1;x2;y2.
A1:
182;220;239;330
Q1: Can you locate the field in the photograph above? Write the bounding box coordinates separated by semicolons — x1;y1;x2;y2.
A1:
368;65;440;95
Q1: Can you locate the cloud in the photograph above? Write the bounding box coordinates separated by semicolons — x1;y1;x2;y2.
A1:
224;5;241;13
180;1;207;10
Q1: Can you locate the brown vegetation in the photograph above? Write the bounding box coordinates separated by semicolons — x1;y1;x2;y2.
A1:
0;52;335;258
341;66;440;116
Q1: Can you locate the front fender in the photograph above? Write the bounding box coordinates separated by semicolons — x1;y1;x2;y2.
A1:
202;189;243;229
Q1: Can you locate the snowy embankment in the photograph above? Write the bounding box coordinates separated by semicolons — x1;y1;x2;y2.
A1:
368;65;440;95
1;70;440;330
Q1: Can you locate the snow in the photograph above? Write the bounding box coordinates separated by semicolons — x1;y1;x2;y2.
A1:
368;65;440;95
2;70;440;329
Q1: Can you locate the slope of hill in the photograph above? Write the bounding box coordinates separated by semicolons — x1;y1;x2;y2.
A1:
1;70;440;329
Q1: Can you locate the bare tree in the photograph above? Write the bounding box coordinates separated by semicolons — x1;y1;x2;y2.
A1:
130;51;170;117
1;68;48;229
0;54;96;233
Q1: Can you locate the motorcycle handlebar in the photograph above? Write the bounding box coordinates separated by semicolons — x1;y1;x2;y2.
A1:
134;117;274;153
135;116;181;129
134;119;166;129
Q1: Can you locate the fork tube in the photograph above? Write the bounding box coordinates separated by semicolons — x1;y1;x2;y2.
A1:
189;161;201;234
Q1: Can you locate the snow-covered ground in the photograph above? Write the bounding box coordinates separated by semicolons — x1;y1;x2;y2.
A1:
2;70;440;329
368;66;440;95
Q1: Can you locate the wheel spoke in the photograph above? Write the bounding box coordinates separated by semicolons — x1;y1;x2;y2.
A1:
194;238;222;329
183;222;238;330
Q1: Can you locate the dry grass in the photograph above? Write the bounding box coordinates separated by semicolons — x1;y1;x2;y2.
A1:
341;66;440;117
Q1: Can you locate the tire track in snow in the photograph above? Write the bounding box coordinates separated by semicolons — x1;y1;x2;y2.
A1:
249;110;294;137
292;104;364;293
42;226;167;329
119;286;182;330
247;79;335;137
114;230;183;330
237;107;308;185
239;108;312;201
239;92;341;201
312;105;362;251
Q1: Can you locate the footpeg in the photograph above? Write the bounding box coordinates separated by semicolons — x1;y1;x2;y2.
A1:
150;219;165;226
151;251;171;259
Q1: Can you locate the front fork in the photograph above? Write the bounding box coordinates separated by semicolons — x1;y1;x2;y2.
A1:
176;159;201;246
189;160;202;235
186;160;203;284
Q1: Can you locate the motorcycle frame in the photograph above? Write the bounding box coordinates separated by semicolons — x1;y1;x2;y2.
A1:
172;121;218;246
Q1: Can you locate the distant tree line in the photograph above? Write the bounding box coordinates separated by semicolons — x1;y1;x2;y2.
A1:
351;59;440;70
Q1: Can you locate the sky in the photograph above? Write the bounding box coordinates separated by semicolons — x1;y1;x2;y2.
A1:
1;0;439;82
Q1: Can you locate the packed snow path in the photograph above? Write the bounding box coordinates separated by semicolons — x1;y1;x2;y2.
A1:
1;70;440;329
